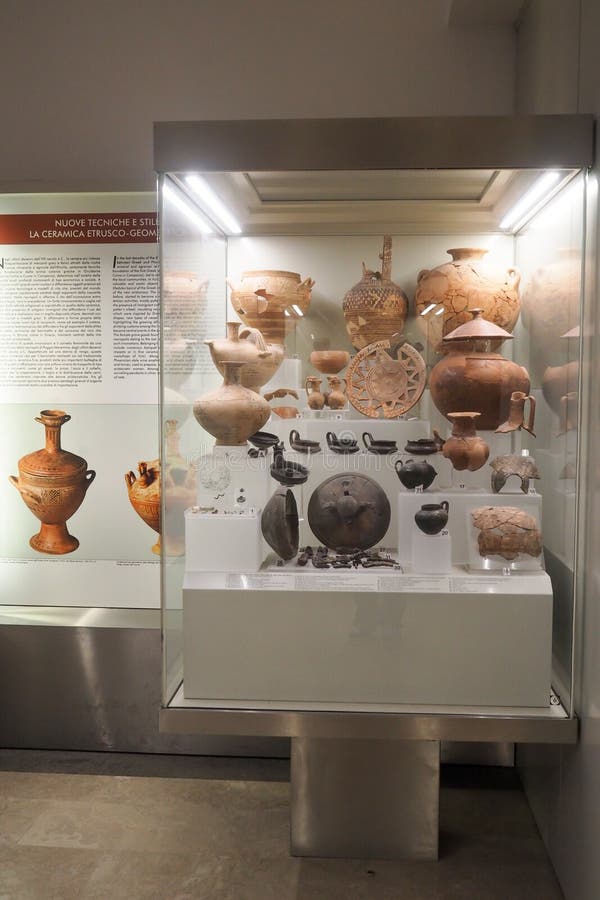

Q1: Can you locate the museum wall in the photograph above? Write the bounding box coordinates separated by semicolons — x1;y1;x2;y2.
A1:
0;0;516;192
516;2;600;900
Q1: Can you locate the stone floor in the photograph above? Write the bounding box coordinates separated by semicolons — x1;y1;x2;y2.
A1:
0;750;564;900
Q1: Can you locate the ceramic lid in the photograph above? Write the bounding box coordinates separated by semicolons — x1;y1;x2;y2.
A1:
261;487;299;561
307;473;390;551
442;308;513;343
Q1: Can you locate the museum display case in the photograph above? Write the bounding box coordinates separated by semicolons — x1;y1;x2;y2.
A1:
156;116;593;743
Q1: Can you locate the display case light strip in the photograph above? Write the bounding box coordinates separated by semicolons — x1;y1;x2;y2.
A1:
434;306;445;316
163;184;213;235
185;174;242;235
420;303;437;317
500;171;561;231
291;304;304;317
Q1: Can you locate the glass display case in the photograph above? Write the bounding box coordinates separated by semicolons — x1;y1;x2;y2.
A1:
156;116;592;742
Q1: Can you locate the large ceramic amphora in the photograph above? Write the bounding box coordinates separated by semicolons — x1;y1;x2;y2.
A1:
522;248;581;359
415;248;521;351
163;419;196;556
10;410;95;554
429;310;530;431
228;269;314;346
342;235;409;351
205;321;283;392
193;360;271;446
163;270;208;389
125;459;161;555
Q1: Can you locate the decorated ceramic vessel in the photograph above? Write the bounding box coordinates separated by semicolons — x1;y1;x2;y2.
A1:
10;410;95;554
193;361;271;446
415;248;521;351
205;321;283;392
342;235;409;350
228;269;314;346
429;310;530;431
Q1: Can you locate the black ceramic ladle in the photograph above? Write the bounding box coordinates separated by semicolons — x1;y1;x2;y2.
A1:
362;432;398;455
270;442;309;486
326;431;359;454
289;429;321;454
248;430;280;449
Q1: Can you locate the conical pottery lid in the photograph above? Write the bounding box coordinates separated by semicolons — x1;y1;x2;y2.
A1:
261;487;299;560
307;473;390;551
443;309;513;343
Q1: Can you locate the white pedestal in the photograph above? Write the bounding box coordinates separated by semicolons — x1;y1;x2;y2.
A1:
196;446;271;513
412;531;452;574
184;508;264;573
182;567;553;707
397;490;543;567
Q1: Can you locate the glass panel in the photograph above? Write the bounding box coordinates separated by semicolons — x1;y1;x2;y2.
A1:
159;168;585;715
515;174;585;710
160;175;227;701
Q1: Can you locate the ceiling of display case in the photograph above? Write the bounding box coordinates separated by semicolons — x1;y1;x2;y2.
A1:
170;167;578;236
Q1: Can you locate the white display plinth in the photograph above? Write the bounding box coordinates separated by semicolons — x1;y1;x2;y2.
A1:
196;446;271;513
397;490;542;567
182;566;553;707
411;531;452;574
184;509;264;573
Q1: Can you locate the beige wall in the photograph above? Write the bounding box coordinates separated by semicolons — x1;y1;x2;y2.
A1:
0;0;516;192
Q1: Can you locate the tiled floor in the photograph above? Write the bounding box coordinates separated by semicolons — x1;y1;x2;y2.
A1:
0;750;564;900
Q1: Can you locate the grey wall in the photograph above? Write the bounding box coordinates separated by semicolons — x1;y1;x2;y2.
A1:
515;0;581;114
0;0;516;192
516;3;600;899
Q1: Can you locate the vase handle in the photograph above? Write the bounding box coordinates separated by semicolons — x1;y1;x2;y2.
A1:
441;500;449;513
9;475;41;505
85;470;96;489
524;395;536;437
362;432;372;449
507;266;521;291
394;459;404;474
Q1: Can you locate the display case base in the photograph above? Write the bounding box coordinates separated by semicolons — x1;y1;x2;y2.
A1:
182;567;553;707
290;737;439;860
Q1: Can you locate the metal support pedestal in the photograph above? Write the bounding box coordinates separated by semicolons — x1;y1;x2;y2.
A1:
290;738;440;860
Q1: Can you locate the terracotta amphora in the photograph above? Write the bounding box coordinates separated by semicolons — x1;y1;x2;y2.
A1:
228;270;314;346
542;360;579;417
10;410;95;554
522;248;581;361
496;391;536;437
325;375;347;410
558;391;579;435
163;419;196;556
305;376;326;410
442;412;490;472
342;235;409;350
163;271;208;389
193;360;271;445
125;459;161;555
429;309;530;430
415;248;521;351
205;321;283;393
